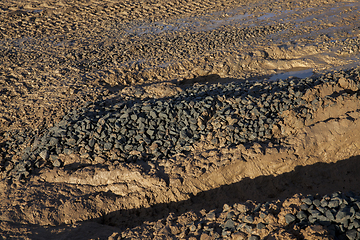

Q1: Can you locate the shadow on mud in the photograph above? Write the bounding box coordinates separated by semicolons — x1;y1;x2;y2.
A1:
102;72;277;96
6;153;360;240
98;154;360;230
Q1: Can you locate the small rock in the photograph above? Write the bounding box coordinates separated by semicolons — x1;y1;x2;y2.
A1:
104;142;113;150
21;153;29;161
189;224;196;232
39;150;49;160
308;215;317;224
242;215;254;224
302;197;313;205
317;206;326;214
206;211;216;221
224;219;235;231
89;139;95;147
259;212;267;219
236;203;249;213
253;203;261;212
52;159;61;167
227;211;235;219
325;209;335;221
159;113;168;119
285;213;296;224
340;218;349;228
210;137;219;145
309;209;322;217
94;156;105;164
328;199;340;208
256;222;266;230
353;201;360;210
336;208;350;222
244;224;252;233
63;148;73;155
49;155;58;161
320;199;328;207
48;137;59;146
223;204;231;212
351;219;360;228
67;138;77;146
346;229;358;240
150;111;157;118
313;199;321;207
296;211;307;221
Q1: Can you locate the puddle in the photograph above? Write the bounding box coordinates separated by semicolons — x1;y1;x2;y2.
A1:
269;68;313;81
228;13;252;21
258;13;276;20
124;12;253;36
132;22;179;35
117;2;357;38
31;9;43;14
124;5;316;37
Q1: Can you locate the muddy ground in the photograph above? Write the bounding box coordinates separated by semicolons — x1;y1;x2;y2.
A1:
1;0;360;239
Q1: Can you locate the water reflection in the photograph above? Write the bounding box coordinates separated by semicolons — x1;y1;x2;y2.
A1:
269;68;313;81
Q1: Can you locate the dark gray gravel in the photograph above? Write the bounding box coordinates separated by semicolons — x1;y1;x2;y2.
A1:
285;213;296;224
1;67;360;180
294;191;360;240
122;191;360;239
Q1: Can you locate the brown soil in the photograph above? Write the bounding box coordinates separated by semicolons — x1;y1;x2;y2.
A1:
1;0;360;239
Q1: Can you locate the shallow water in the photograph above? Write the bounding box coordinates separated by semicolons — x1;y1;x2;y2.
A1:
110;1;359;39
269;68;313;81
126;12;253;36
258;13;276;20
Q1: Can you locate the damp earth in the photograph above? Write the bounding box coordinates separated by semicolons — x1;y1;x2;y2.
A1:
1;0;360;239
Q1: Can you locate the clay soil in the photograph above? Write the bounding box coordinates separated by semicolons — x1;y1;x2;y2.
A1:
1;0;360;239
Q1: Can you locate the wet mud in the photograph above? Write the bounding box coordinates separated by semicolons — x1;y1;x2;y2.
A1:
1;0;360;239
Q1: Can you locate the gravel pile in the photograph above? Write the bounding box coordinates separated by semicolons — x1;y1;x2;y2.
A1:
1;67;360;180
179;201;271;240
121;191;360;239
292;192;360;240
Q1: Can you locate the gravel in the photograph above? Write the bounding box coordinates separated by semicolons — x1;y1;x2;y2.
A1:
1;67;360;180
285;213;296;224
119;191;360;239
294;192;360;239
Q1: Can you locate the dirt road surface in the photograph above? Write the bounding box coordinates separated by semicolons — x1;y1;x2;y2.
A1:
1;0;360;239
